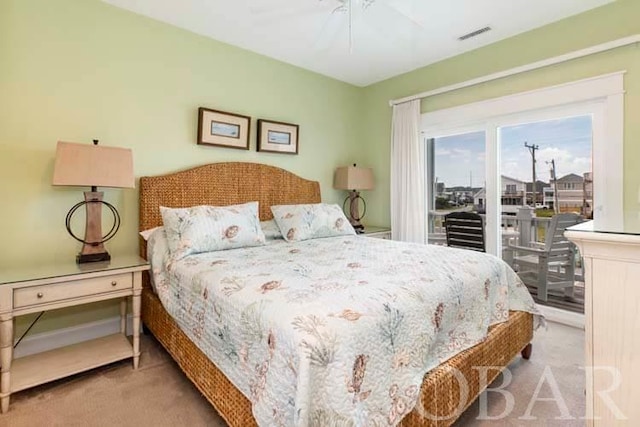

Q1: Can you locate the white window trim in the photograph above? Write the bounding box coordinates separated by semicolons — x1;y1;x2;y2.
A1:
422;72;624;254
422;71;624;131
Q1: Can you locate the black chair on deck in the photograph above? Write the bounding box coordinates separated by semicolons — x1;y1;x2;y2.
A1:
444;212;486;252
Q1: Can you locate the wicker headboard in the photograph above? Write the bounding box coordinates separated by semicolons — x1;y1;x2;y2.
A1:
139;162;321;258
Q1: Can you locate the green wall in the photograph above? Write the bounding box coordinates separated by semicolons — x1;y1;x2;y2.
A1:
3;0;640;338
0;0;362;334
361;0;640;228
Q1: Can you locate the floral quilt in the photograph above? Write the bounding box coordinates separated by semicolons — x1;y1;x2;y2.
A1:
148;232;540;426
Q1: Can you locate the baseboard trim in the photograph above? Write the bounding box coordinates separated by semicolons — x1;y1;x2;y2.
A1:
14;315;133;359
536;304;585;329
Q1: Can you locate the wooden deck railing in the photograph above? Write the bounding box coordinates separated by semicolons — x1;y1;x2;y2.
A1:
428;208;585;310
428;209;553;247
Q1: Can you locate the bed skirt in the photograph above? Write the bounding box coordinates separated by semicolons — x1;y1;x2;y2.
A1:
141;283;533;427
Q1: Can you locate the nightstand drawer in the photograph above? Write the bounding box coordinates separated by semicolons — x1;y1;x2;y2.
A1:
13;273;133;308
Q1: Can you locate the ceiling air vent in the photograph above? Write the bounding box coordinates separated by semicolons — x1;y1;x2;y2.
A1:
458;26;492;41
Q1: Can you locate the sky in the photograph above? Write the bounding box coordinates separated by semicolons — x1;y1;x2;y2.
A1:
434;115;592;187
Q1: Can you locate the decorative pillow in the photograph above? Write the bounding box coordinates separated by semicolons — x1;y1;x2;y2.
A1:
160;202;266;259
260;219;283;240
271;203;356;242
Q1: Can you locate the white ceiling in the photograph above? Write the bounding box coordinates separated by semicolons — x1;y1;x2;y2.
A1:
102;0;614;87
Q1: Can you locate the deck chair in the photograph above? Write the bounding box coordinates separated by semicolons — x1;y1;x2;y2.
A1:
509;213;582;302
444;212;485;252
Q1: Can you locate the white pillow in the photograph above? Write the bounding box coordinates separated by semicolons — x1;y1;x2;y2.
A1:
146;227;169;293
160;202;266;260
270;203;356;242
260;219;283;240
139;226;162;241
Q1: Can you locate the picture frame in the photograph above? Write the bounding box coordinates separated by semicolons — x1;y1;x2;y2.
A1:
257;119;299;155
197;107;251;150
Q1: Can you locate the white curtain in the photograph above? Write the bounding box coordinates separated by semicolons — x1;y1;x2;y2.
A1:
390;100;426;243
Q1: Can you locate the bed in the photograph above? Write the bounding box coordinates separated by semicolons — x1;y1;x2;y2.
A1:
138;162;537;427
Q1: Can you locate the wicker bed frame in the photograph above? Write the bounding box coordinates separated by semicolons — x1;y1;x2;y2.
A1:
138;162;534;427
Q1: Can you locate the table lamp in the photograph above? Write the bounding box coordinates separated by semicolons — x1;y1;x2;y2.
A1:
333;164;375;233
52;140;134;263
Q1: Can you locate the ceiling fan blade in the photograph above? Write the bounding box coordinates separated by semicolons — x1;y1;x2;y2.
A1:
362;1;424;42
366;1;426;31
314;6;348;51
249;0;332;27
248;0;307;15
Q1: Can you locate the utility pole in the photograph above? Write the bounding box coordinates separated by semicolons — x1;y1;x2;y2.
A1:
524;142;539;207
468;171;472;206
548;159;559;214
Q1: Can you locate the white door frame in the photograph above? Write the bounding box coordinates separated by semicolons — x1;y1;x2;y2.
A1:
422;71;624;256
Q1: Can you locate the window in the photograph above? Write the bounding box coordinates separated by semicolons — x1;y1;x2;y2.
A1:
501;115;592;218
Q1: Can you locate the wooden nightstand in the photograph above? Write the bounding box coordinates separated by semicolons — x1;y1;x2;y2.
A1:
361;226;392;239
0;255;149;413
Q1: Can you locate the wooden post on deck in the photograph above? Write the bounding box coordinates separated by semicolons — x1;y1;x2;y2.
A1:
517;207;535;247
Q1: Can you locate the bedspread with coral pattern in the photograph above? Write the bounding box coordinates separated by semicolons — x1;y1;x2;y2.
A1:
148;231;539;427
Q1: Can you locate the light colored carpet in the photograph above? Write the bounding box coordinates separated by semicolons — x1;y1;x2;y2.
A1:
454;321;585;426
2;322;584;427
3;336;225;427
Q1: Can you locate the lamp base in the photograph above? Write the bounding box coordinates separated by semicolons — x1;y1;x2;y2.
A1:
65;190;118;264
344;191;367;233
77;251;111;264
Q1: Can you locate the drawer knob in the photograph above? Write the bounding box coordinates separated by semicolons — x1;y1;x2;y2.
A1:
37;292;44;298
111;281;117;287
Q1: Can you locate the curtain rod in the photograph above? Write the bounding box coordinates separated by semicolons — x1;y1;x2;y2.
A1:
389;34;640;107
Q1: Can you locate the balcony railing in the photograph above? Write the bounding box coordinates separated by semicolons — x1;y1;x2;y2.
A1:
428;207;585;313
428;209;552;247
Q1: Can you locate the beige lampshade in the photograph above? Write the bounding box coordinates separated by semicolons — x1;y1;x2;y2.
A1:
334;165;375;191
52;141;135;188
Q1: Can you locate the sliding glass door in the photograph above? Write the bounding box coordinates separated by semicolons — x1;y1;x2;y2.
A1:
498;115;592;313
421;73;623;319
425;110;597;314
426;130;485;246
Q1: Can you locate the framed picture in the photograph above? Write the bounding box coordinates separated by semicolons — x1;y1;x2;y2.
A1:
257;119;299;155
198;107;251;150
